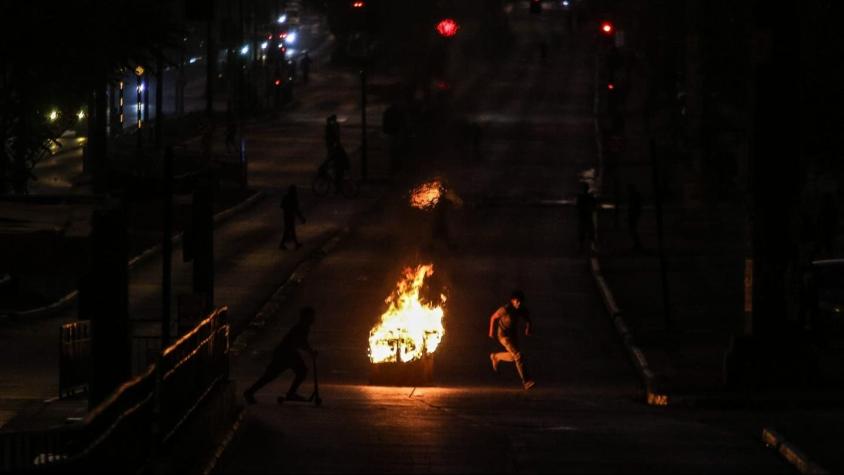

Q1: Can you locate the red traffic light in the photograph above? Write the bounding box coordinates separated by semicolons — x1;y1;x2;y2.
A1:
601;21;614;35
274;79;282;86
436;18;459;38
607;83;615;91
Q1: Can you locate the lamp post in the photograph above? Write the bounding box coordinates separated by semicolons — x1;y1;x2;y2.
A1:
135;65;144;149
360;67;368;180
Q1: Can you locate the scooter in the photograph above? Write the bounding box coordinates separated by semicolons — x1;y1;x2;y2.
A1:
277;352;322;407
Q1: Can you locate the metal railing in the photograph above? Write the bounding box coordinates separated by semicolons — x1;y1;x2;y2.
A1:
0;307;230;473
59;320;91;398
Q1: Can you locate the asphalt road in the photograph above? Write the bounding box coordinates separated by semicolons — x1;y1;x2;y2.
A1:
214;4;791;474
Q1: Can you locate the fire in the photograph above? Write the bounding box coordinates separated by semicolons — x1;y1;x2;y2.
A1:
368;264;445;364
409;179;443;210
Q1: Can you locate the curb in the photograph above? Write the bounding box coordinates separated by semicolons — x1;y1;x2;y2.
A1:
589;257;668;406
230;227;349;358
762;428;829;475
5;190;267;321
202;407;246;475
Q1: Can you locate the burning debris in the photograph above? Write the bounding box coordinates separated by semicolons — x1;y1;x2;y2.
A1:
368;264;446;365
409;180;444;211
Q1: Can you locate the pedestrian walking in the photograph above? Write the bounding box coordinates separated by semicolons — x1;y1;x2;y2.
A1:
575;182;597;253
244;307;318;404
279;185;306;250
489;291;535;390
627;184;643;252
330;145;350;195
300;52;312;84
432;188;452;244
325;114;341;154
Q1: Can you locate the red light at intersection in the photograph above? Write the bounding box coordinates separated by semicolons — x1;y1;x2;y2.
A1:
436;18;459;38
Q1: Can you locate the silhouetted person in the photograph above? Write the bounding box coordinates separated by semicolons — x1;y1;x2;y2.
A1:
330;145;350;194
627;184;643;252
431;184;463;247
325;114;341;155
300;52;312;84
433;188;451;244
244;307;317;404
279;185;306;250
818;192;838;256
488;290;535;390
576;182;597;252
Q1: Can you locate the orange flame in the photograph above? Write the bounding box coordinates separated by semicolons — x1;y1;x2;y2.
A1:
409;180;443;210
368;264;445;364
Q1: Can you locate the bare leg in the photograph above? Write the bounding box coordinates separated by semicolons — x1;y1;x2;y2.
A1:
497;337;529;383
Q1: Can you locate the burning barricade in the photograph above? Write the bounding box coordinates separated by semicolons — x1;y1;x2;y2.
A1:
368;264;445;386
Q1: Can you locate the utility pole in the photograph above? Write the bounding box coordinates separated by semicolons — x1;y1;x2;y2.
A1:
84;203;130;408
725;1;799;387
136;67;144;150
143;68;150;141
205;0;216;116
650;139;671;330
155;54;164;149
161;147;174;349
360;67;368;180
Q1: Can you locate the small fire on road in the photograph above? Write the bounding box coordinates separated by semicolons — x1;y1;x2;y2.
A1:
368;264;445;364
409;179;443;211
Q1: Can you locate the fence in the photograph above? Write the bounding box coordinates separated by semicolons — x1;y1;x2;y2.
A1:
0;307;229;473
59;321;91;398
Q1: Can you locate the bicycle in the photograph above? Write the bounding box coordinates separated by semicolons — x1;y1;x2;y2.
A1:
311;162;360;198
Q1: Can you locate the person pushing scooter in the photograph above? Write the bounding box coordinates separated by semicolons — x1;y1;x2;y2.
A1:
244;307;318;404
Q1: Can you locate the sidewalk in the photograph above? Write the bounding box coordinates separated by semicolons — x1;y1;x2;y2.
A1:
590;15;844;475
0;57;404;432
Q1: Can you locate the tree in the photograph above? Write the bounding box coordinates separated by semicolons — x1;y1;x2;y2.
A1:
0;1;182;194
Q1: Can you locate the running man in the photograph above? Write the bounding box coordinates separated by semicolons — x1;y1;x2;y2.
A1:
488;290;535;390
